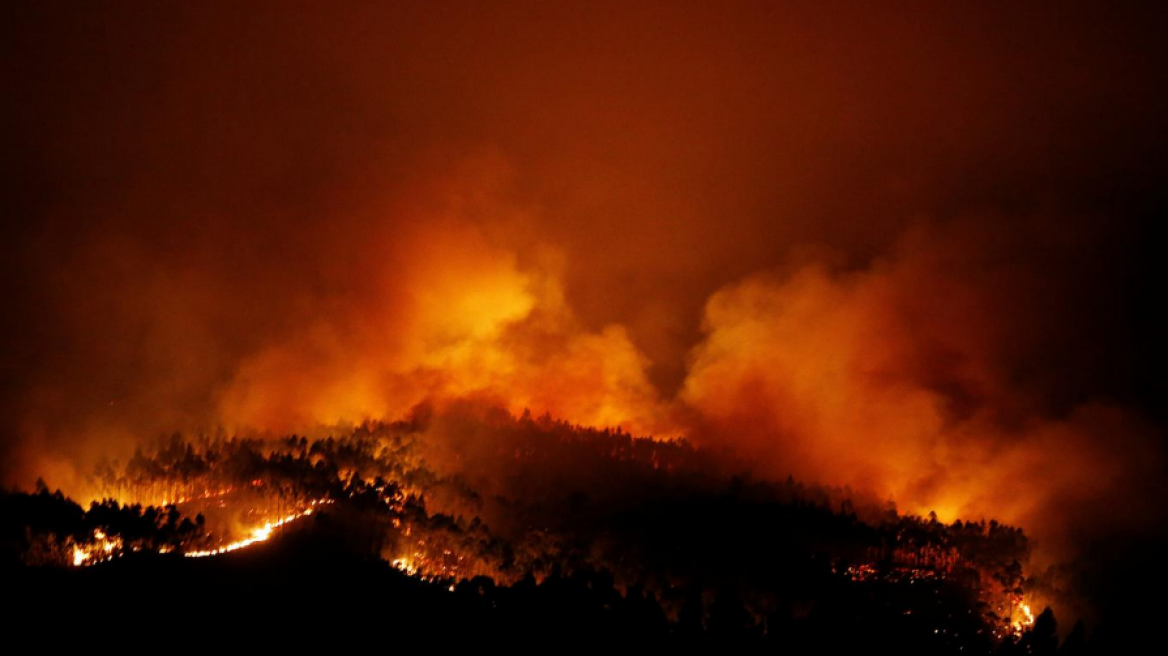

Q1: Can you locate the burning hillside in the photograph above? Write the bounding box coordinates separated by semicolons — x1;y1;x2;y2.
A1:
5;405;1062;652
4;2;1165;651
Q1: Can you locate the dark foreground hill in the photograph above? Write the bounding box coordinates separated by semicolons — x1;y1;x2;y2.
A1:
8;500;1073;654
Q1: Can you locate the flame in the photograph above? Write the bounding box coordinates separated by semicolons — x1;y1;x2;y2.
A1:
184;499;332;558
391;558;418;576
66;497;334;565
71;528;124;566
1012;600;1035;635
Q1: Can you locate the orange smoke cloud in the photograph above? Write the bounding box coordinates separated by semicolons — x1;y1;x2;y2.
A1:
217;207;670;438
681;219;1164;558
210;206;1164;564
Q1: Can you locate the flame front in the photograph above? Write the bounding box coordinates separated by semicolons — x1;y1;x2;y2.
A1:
184;500;332;558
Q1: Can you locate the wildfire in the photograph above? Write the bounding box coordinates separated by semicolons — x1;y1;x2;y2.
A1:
388;538;471;582
51;424;1051;646
184;499;332;558
391;558;419;576
71;529;124;566
65;496;335;566
1012;600;1036;634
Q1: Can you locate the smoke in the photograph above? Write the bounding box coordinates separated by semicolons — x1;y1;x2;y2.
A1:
681;217;1165;558
214;191;671;438
3;1;1165;575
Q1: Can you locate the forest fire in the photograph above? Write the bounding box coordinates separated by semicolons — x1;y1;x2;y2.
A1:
71;529;121;567
5;2;1165;652
180;511;301;559
1012;600;1036;635
5;414;1060;652
183;499;332;558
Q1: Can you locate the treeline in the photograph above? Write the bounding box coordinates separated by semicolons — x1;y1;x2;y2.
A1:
0;484;206;566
